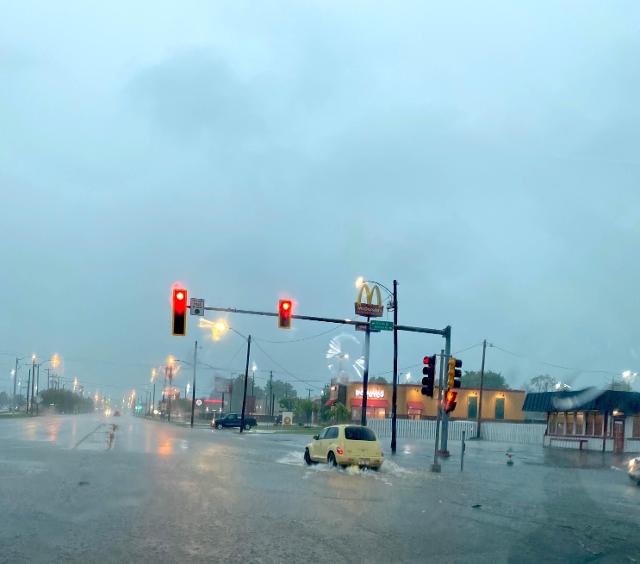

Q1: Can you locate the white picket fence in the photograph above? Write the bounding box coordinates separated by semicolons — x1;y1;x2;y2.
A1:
367;419;546;445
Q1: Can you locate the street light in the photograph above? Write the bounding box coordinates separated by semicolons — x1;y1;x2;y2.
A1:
199;318;229;341
202;319;252;433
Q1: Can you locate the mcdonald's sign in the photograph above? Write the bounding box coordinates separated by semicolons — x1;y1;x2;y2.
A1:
355;283;384;317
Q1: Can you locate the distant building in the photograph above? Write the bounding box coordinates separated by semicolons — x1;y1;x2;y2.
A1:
328;382;526;422
523;389;640;453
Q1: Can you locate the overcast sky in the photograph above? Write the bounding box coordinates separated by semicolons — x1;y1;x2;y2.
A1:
2;1;639;401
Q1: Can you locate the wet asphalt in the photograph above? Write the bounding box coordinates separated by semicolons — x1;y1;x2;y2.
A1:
0;413;639;563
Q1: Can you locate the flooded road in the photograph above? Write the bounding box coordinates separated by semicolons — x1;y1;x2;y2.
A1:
1;413;639;563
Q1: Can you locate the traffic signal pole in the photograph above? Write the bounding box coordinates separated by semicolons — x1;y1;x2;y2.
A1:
439;327;452;455
431;349;445;473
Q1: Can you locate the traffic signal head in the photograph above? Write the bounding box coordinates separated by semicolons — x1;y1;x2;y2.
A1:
172;288;187;336
448;356;463;388
444;389;458;414
278;299;293;329
421;354;436;397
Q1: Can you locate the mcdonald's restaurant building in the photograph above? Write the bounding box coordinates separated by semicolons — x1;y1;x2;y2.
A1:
328;382;526;422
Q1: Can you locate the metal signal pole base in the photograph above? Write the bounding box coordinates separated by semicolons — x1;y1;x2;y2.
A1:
437;449;450;458
430;462;441;473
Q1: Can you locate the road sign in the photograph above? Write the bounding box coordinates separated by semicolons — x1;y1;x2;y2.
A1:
370;320;394;331
195;399;203;407
355;323;380;333
190;298;205;316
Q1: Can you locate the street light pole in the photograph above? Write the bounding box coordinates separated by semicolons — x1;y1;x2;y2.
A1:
190;340;198;428
36;364;40;415
240;335;252;433
361;320;371;426
391;279;399;453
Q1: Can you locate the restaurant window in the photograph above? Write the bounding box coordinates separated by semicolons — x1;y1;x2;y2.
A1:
575;413;584;435
586;413;595;436
548;413;557;434
566;413;574;435
468;396;478;419
557;413;565;435
633;416;640;439
594;414;604;436
494;397;504;420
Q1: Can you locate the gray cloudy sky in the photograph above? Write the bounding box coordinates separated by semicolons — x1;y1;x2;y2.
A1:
2;1;640;400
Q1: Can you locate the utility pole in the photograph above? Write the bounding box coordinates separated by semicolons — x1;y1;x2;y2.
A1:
240;335;252;433
30;357;36;415
152;382;156;416
391;279;399;453
13;357;19;409
268;371;273;416
306;388;313;425
360;319;371;426
431;349;445;472
476;339;487;439
35;364;40;415
439;326;452;455
190;340;198;428
26;368;31;414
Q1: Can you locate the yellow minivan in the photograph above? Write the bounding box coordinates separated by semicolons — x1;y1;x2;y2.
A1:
304;424;384;469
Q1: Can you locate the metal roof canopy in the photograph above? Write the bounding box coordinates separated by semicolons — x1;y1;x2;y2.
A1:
524;389;640;414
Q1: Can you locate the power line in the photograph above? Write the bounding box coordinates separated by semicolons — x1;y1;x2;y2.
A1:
251;341;325;391
490;343;619;376
454;343;484;356
253;325;342;344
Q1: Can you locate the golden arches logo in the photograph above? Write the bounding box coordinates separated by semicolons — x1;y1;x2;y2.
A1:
356;283;382;306
355;283;384;317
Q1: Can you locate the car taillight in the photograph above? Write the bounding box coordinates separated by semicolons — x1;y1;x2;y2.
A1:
336;448;344;455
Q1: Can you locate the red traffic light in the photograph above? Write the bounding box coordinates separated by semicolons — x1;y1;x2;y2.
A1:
278;299;293;329
172;288;187;335
423;356;431;365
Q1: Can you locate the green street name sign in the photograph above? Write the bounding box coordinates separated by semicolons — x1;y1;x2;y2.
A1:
370;320;394;331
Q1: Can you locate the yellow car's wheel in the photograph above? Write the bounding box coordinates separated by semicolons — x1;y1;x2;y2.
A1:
327;452;337;467
304;449;315;465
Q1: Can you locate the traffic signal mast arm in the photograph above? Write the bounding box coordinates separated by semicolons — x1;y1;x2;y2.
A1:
201;304;450;336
